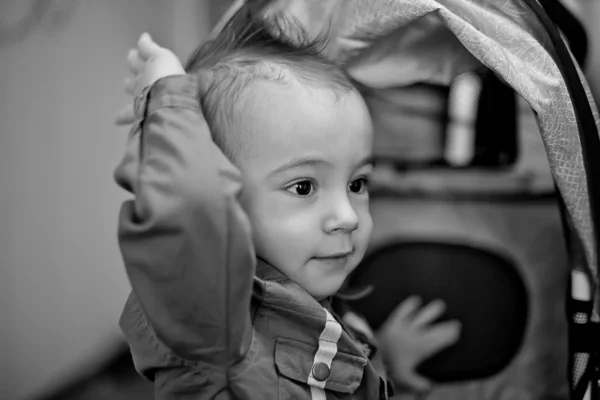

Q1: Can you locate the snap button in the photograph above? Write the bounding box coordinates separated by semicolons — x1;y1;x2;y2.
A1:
312;362;330;381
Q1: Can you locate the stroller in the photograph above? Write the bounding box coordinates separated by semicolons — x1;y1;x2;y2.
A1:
211;1;599;399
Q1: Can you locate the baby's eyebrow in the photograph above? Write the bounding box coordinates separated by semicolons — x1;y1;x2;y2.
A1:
269;156;375;176
356;156;375;170
268;157;333;176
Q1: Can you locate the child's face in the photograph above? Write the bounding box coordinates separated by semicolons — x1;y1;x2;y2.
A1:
235;82;374;300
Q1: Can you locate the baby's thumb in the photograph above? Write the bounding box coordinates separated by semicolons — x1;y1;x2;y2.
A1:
138;32;162;59
115;104;135;126
428;320;462;348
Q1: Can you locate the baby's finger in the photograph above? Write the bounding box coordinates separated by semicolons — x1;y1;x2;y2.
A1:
395;370;432;393
124;77;136;95
412;299;446;327
137;32;163;60
424;320;462;349
115;104;135;126
127;49;144;74
391;296;423;321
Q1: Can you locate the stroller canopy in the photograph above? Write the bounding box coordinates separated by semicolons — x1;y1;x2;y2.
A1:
212;0;600;398
227;0;600;290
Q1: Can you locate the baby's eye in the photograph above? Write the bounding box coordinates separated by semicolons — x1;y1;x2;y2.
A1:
349;177;369;194
286;180;316;197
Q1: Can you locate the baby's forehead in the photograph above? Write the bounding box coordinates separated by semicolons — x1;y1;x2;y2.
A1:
235;103;372;175
227;77;371;164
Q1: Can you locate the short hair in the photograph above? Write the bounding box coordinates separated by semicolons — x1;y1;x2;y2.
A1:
184;3;355;161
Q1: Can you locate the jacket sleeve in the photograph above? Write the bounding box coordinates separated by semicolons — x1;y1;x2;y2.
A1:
114;74;256;371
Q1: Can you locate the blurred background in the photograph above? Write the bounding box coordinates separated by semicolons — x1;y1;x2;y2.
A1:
0;1;219;399
1;1;599;399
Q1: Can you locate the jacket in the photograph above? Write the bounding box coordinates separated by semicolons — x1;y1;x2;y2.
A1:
114;74;391;399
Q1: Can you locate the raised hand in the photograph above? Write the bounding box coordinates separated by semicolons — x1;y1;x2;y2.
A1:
115;33;185;126
377;296;461;393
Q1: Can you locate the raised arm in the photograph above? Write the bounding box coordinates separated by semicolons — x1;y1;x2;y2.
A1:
114;35;256;371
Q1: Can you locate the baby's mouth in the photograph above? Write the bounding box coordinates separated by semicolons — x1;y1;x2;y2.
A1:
315;250;353;260
312;250;354;268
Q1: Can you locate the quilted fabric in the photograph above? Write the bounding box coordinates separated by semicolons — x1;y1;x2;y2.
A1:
260;0;600;283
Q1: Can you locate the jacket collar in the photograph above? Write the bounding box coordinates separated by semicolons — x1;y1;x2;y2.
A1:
255;258;334;309
255;257;288;282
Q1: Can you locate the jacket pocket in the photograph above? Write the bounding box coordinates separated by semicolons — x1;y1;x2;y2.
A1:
274;337;368;399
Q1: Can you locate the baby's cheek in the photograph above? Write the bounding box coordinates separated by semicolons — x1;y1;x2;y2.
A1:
358;207;373;245
253;211;310;262
277;213;316;247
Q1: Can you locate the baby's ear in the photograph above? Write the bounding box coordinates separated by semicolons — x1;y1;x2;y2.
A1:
260;0;345;43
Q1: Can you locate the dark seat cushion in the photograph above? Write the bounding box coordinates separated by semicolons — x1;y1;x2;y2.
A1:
347;241;529;382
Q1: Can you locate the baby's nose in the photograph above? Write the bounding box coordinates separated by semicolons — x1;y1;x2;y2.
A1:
325;199;359;233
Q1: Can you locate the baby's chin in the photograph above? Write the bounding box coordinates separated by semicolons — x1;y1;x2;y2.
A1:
305;261;362;300
304;276;347;301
